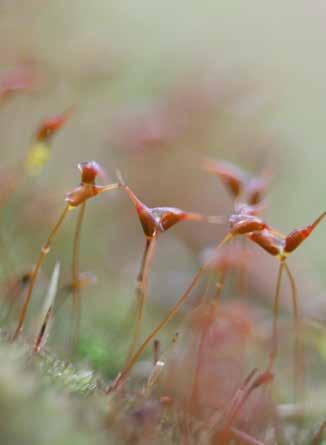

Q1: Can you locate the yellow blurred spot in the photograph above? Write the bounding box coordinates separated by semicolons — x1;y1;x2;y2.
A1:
25;142;51;176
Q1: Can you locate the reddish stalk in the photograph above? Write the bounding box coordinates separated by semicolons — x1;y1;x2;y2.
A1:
71;201;86;349
12;204;70;340
267;262;284;371
284;262;304;401
126;236;157;361
13;161;119;341
108;233;232;392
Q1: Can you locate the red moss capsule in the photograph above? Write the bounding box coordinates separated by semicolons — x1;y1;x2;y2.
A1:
78;161;101;185
154;207;187;231
229;214;268;236
138;207;204;236
119;175;205;237
248;230;282;256
117;174;158;238
284;228;311;254
36;107;74;141
284;212;326;253
138;208;158;238
134;204;157;238
66;162;118;207
205;160;247;198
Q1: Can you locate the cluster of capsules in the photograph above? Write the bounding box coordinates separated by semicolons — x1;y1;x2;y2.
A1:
2;65;326;445
108;161;325;393
11;158;219;348
1;97;323;401
7;132;324;403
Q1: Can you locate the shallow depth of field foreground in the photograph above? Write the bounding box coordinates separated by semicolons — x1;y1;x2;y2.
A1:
1;2;326;444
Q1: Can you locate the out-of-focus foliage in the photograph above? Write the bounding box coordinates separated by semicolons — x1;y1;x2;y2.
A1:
0;333;108;445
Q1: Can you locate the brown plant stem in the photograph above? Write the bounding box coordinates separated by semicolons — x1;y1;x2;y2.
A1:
12;204;70;340
126;236;157;362
108;233;232;392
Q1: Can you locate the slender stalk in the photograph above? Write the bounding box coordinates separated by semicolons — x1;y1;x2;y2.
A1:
97;182;119;194
237;237;249;298
229;427;265;445
71;201;86;349
284;262;304;402
268;262;284;370
108;233;232;392
310;211;326;231
12;204;70;340
207;369;258;438
126;236;157;362
312;419;326;445
219;368;258;428
220;370;273;432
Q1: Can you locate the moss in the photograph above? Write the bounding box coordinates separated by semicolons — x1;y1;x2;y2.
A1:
0;336;109;445
37;352;99;395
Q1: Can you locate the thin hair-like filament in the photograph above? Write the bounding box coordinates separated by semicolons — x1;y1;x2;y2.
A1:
71;201;86;350
268;262;284;370
108;232;233;391
284;262;304;401
126;236;157;362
